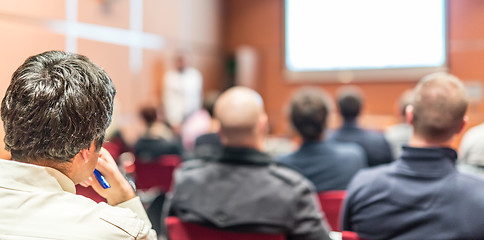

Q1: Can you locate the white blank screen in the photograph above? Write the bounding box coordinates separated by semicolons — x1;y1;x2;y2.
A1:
285;0;446;72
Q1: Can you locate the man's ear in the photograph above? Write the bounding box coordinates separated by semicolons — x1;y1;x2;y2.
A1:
78;149;90;163
258;113;269;136
456;115;469;135
405;105;414;125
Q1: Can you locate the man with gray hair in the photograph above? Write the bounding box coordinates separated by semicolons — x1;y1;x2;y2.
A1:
342;72;484;239
167;86;330;240
0;51;156;239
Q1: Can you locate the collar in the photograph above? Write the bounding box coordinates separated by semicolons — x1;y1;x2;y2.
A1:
301;140;324;148
0;159;76;194
342;119;359;129
218;147;273;166
396;146;457;178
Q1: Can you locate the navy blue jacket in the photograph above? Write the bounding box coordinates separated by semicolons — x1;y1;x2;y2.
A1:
279;140;367;192
328;120;393;166
343;146;484;240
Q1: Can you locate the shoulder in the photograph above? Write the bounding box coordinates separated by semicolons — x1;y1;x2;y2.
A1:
186;68;202;78
269;162;314;189
325;141;367;162
361;129;387;140
329;141;365;155
456;171;484;188
277;152;297;165
464;123;484;137
347;164;393;196
450;172;484;209
178;159;209;172
56;194;153;239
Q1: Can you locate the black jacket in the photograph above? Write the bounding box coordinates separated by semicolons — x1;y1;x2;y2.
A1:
167;147;330;240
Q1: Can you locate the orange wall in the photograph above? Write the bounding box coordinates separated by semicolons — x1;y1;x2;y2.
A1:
223;0;484;147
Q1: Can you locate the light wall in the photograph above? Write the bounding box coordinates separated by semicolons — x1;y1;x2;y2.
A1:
0;0;223;146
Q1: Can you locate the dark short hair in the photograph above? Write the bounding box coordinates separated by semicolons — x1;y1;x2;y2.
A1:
289;88;329;141
1;51;116;163
412;72;468;142
140;105;157;127
337;86;363;120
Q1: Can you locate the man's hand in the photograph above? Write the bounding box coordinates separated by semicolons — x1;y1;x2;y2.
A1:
83;148;136;206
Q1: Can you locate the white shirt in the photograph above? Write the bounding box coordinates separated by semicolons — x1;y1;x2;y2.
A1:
163;67;202;127
0;159;156;240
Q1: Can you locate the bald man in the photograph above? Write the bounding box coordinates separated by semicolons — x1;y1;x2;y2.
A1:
342;73;484;239
166;87;330;240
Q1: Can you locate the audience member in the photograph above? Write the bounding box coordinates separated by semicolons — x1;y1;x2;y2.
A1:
0;51;156;239
342;72;484;240
166;86;331;240
458;123;484;177
134;105;180;163
163;52;202;131
385;89;413;160
194;91;222;160
328;86;393;167
279;88;367;191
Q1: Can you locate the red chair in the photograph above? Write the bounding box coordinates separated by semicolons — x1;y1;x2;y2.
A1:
134;155;181;192
76;185;106;203
317;190;346;231
342;231;362;240
165;217;285;240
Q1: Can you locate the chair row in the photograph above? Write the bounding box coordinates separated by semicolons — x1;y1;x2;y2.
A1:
165;216;362;240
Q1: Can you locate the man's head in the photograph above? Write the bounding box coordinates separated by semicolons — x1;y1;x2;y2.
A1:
409;72;468;143
336;86;363;121
175;53;187;72
289;88;330;141
214;86;267;149
1;51;116;165
139;105;158;127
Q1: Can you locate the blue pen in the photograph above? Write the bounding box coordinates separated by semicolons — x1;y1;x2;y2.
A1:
93;169;111;189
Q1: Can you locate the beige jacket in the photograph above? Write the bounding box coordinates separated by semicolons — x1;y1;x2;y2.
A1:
0;159;157;240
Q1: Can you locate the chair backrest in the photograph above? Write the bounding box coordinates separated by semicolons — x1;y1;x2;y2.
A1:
165;217;285;240
317;190;346;231
134;154;181;192
342;231;362;240
76;185;106;203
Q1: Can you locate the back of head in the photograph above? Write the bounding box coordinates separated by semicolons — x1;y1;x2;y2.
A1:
214;86;266;147
337;86;363;121
412;72;468;143
289;88;330;141
139;105;158;127
1;51;116;163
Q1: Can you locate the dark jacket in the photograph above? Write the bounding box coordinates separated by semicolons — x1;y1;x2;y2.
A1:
167;147;331;240
134;136;180;162
279;140;367;192
343;146;484;240
328;120;393;167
